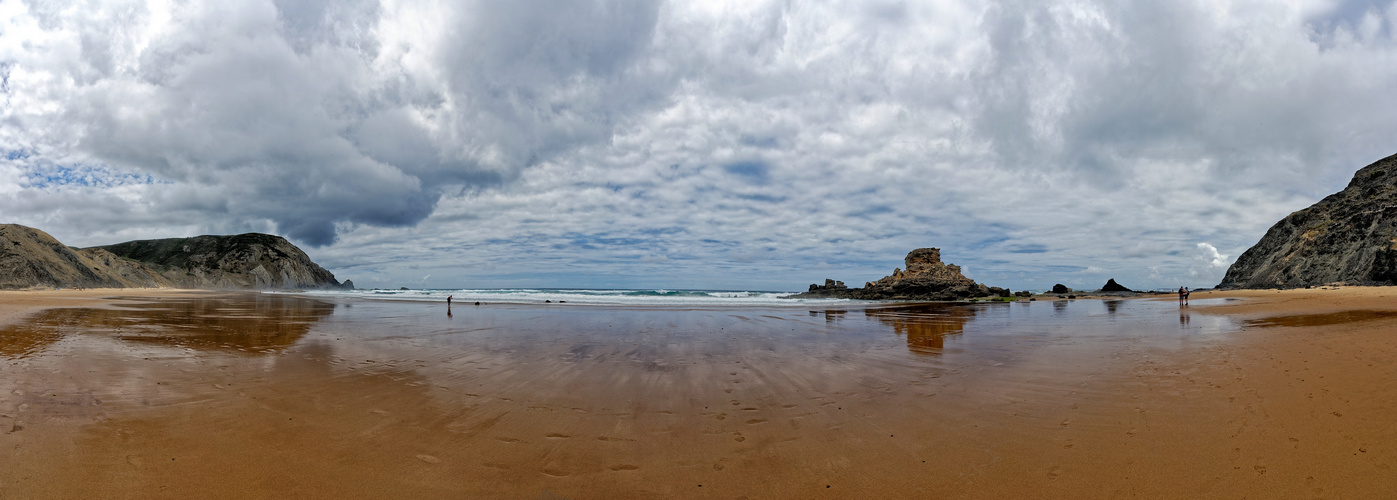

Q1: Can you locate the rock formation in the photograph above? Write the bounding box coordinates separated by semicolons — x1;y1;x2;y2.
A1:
98;233;348;289
1219;153;1397;288
0;224;350;290
1051;284;1070;294
1099;279;1133;292
793;248;1001;301
0;224;174;289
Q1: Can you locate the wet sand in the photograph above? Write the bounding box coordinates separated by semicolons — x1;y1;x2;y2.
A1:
1;289;1394;498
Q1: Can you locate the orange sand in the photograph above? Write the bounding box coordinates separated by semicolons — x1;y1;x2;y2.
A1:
0;288;1394;498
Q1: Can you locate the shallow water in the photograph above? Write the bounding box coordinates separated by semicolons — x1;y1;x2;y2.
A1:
12;293;1373;499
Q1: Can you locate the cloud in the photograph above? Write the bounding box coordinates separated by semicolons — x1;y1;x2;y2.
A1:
0;0;670;245
4;0;1397;290
1197;243;1231;270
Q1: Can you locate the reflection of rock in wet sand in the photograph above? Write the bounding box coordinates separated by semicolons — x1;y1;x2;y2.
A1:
864;304;978;355
0;294;333;357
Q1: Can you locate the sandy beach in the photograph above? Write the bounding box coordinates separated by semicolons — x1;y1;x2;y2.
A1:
1;288;1394;498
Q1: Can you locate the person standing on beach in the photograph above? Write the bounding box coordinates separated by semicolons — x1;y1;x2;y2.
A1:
1183;287;1190;305
448;295;453;306
1178;287;1186;305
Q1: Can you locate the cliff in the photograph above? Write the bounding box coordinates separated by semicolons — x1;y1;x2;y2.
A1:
0;224;348;290
97;233;346;289
1219;153;1397;289
793;248;1007;300
0;224;174;289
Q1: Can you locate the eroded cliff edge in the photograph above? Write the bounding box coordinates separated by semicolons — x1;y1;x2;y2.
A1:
0;224;349;290
1219;153;1397;289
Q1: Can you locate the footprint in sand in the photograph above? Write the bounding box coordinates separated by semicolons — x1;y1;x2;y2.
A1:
781;404;797;409
609;464;640;471
597;436;633;442
541;469;570;477
417;454;442;464
495;437;522;443
1048;466;1062;479
746;419;767;425
545;433;570;439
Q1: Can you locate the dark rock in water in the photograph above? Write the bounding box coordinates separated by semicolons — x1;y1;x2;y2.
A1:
1099;279;1133;292
1219;153;1397;289
341;280;355;290
989;287;1011;297
1014;290;1033;297
791;248;999;301
400;287;410;290
809;279;847;292
1051;284;1070;294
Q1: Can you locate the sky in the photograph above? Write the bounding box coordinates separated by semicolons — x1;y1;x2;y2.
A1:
2;0;1397;292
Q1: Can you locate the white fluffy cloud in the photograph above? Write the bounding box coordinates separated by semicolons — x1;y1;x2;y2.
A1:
4;0;1397;290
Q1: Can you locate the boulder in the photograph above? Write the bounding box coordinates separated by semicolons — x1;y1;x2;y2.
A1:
1051;284;1070;293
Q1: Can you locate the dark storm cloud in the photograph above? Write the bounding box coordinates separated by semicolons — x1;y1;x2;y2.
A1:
0;0;670;245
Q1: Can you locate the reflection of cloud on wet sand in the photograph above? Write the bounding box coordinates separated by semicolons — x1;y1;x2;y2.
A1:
0;294;334;358
864;304;979;355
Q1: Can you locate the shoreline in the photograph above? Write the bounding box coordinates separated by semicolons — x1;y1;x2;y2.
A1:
1;287;1395;497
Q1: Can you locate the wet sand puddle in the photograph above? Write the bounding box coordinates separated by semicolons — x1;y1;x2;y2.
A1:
1243;309;1397;328
2;295;1394;498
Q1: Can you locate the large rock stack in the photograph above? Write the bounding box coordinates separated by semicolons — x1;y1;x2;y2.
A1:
794;248;1003;300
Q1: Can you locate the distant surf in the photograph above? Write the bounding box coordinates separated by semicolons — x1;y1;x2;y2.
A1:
292;288;864;306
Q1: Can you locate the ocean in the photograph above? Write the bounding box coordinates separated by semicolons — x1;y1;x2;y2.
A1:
292;287;862;306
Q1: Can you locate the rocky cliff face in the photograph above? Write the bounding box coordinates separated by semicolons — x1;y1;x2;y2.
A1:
98;233;346;289
795;248;1004;300
1220;153;1397;289
0;224;173;289
0;224;348;290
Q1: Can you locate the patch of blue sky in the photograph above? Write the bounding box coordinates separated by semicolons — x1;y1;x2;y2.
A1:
22;164;167;189
1005;243;1049;254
